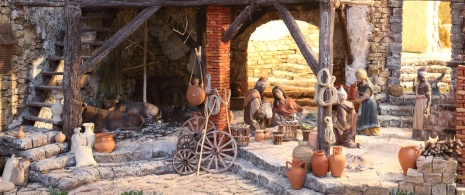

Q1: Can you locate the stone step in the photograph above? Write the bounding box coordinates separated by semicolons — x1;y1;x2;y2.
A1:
378;103;413;117
378;115;413;128
29;159;173;190
0;127;59;150
400;54;450;66
286;54;308;65
31;154;75;173
386;94;441;106
401;81;451;93
278;63;314;74
18;143;69;162
271;70;315;80
231;158;322;195
248;78;317;88
400;72;451;83
400;65;452;74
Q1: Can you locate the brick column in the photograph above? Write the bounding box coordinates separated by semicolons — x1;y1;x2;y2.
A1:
205;5;231;131
457;65;465;184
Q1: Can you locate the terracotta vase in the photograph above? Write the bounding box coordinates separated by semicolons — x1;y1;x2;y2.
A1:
398;145;421;175
286;158;307;190
255;130;265;142
264;129;272;140
311;150;328;177
329;146;346;178
186;81;205;106
307;130;318;150
12;126;25;139
292;141;315;172
94;132;116;153
51;95;63;122
54;131;66;143
83;123;96;149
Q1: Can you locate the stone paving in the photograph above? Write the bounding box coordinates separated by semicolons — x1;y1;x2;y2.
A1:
11;172;272;195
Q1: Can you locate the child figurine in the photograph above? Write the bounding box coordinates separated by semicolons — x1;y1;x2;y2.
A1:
334;87;361;148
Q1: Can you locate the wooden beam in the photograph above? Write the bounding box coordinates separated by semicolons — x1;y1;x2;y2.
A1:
274;3;319;75
222;5;256;42
78;6;160;76
317;0;335;155
14;0;318;7
63;6;82;138
336;7;353;65
196;7;207;83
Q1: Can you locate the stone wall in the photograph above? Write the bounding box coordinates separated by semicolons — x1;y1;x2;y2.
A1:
450;1;465;62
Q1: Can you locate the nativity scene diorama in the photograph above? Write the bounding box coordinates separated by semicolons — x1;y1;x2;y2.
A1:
0;0;464;194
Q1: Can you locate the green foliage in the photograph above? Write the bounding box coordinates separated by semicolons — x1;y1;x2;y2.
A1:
121;190;143;195
393;189;414;195
48;186;68;195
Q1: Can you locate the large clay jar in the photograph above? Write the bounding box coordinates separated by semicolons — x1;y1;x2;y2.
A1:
398;145;421;175
329;146;346;178
55;131;66;143
83;123;96;149
94;132;116;153
255;130;265;142
286;158;307;190
51;95;63;122
231;82;242;97
292;141;315;172
307;131;318;150
311;150;329;177
186;80;205;106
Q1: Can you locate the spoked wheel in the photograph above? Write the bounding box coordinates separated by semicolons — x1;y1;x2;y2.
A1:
178;116;217;141
176;134;197;152
197;130;237;173
172;149;198;175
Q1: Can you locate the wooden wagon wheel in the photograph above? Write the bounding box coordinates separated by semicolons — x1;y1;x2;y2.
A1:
178;116;217;141
197;130;237;173
176;134;197;152
172;149;198;175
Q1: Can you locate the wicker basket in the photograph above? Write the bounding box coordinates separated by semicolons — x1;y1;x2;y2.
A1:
388;85;404;97
230;124;250;147
0;24;18;74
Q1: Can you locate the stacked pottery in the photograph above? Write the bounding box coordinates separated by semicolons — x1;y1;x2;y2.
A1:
255;130;265;142
292;141;315;172
311;150;328;177
286;158;307;190
94;132;116;153
398;145;421;175
329;146;346;177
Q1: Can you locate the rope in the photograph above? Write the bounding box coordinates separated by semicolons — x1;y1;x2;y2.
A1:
204;89;225;116
324;116;336;144
315;68;339;106
196;97;216;176
205;74;212;94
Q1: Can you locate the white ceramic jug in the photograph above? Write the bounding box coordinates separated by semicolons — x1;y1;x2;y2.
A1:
70;127;86;153
51;95;63;122
83;123;96;149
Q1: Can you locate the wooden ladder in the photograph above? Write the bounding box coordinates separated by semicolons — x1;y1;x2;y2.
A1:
22;9;116;129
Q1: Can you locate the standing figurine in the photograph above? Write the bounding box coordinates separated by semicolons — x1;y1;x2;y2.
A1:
412;67;431;140
354;69;380;136
334;87;360;148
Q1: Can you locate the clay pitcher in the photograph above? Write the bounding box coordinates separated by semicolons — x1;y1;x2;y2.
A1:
83;123;96;149
54;131;66;143
398;145;421;175
307;130;318;150
329;146;346;178
94;132;116;153
286;158;307;190
311;150;329;177
12;126;25;139
292;141;315;172
186;79;205;106
255;130;265;142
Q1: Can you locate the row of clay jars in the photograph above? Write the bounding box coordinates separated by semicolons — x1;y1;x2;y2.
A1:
311;146;346;178
255;130;273;142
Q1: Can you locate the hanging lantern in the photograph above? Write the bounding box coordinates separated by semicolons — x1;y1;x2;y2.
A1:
0;24;18;74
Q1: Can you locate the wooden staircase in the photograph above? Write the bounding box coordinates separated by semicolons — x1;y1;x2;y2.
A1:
22;9;117;128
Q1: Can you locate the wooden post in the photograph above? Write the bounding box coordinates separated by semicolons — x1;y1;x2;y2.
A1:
143;21;147;103
336;7;353;65
317;0;335;155
63;6;82;137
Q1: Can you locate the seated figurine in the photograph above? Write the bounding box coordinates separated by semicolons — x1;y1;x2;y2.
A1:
271;86;305;125
334;87;360;148
243;77;270;135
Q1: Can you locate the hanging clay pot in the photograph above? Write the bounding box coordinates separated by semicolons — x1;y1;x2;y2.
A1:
186;79;205;106
12;126;25;139
311;150;328;177
293;141;315;173
329;146;346;178
286;158;307;190
307;130;318;150
83;123;96;149
398;145;421;175
55;131;66;143
255;130;265;142
94;132;116;153
51;95;63;122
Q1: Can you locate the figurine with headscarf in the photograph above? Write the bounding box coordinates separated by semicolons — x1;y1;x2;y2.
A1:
334;87;360;148
243;77;270;135
412;67;431;140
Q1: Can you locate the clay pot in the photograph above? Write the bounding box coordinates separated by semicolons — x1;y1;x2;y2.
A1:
292;141;315;172
329;146;346;178
255;130;265;142
264;129;272;140
54;131;66;143
12;126;25;139
307;130;318;150
186;82;205;106
286;158;307;190
398;145;421;175
311;150;328;177
94;132;116;153
231;82;243;97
